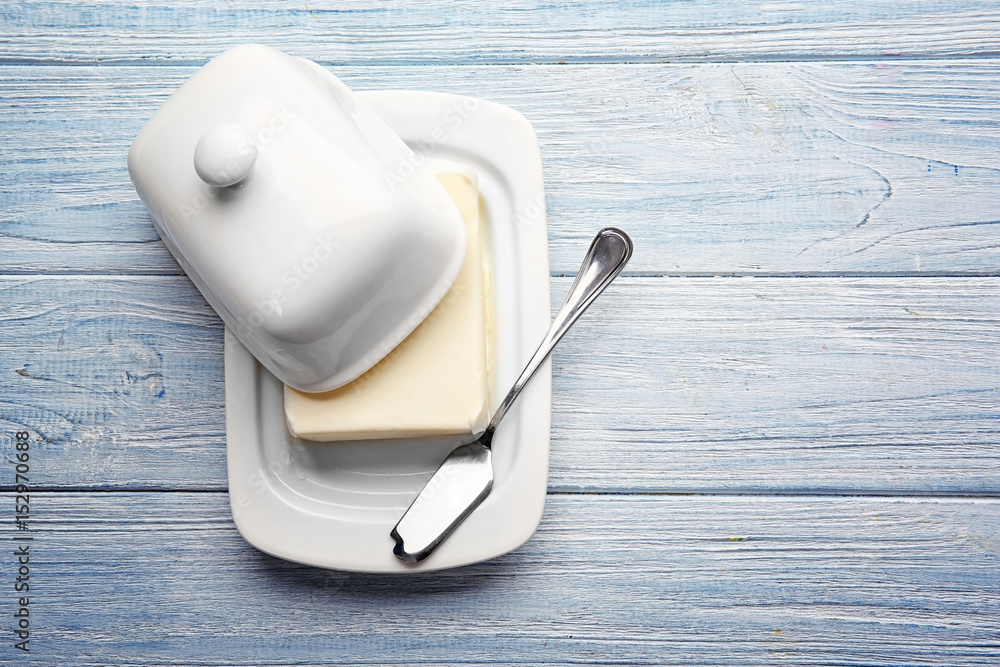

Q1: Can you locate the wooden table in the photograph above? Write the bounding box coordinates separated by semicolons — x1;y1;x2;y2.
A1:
2;2;999;664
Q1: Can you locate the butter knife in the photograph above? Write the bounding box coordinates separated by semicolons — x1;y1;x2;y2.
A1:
391;227;633;563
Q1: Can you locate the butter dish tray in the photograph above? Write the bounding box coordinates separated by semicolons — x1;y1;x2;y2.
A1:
224;90;551;572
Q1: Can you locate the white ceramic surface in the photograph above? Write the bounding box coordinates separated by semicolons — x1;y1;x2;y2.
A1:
128;45;467;393
225;90;551;572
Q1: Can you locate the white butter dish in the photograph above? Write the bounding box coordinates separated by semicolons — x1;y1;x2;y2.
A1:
128;44;466;392
226;90;551;572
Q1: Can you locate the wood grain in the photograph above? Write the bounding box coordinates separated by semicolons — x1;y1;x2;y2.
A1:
3;275;997;493
555;276;1000;493
1;492;996;665
2;0;999;64
2;3;998;663
3;62;999;275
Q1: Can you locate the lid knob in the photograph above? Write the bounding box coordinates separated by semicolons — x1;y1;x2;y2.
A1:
193;123;258;187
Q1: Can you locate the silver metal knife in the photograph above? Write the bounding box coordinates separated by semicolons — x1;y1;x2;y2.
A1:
391;227;633;563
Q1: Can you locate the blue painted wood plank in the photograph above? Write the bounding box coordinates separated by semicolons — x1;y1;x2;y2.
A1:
2;0;999;64
2;276;998;493
3;63;999;275
0;492;996;665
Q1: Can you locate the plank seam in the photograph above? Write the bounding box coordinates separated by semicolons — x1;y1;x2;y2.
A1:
4;488;998;499
3;55;1000;67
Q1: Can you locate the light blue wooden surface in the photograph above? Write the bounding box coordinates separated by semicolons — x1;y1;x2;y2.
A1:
1;2;999;664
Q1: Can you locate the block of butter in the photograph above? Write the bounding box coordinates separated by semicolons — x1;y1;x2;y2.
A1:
283;169;491;441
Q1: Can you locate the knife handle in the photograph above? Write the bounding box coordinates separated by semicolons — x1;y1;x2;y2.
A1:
482;227;633;446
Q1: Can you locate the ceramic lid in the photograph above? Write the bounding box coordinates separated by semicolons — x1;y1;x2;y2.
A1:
127;45;467;392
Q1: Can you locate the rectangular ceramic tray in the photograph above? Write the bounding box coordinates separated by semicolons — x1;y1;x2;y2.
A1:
225;90;551;572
